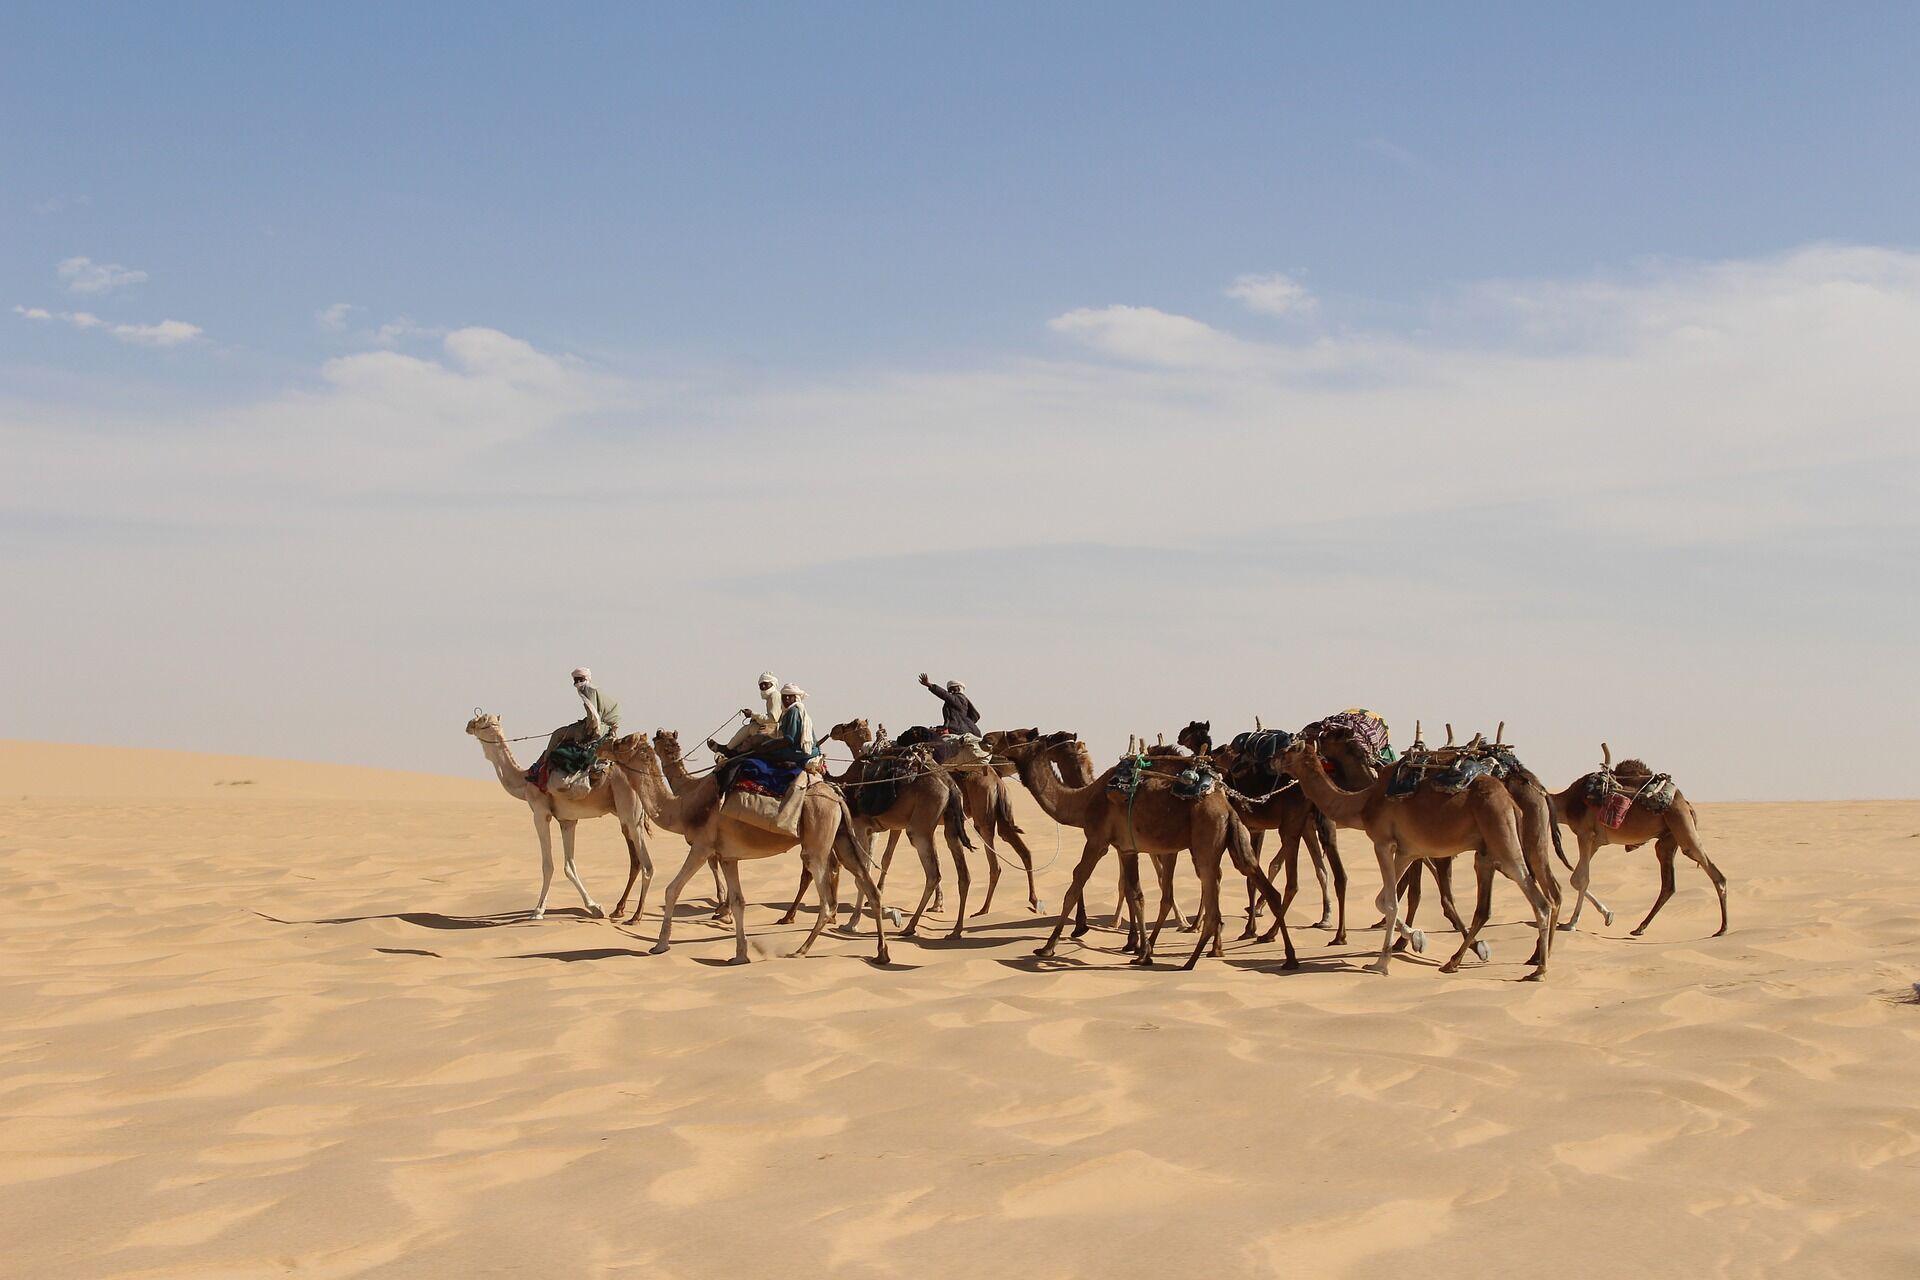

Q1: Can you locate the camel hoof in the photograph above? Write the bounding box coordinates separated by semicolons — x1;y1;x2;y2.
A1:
1473;941;1491;963
944;929;964;943
1556;921;1576;932
1368;961;1392;975
1439;960;1461;974
648;943;670;956
1281;956;1302;972
586;905;606;919
1603;908;1616;926
1314;915;1335;930
873;949;891;966
1069;925;1090;939
1031;899;1047;914
1522;968;1546;982
1630;927;1647;937
1408;929;1427;954
727;954;750;966
530;909;546;922
1032;946;1055;959
623;914;643;928
887;908;903;928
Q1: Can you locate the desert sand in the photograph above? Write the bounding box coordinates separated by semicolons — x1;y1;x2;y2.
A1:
3;738;1917;1278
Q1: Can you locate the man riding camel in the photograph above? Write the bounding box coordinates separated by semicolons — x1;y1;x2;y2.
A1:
773;683;823;769
710;671;782;758
528;667;621;789
919;673;981;737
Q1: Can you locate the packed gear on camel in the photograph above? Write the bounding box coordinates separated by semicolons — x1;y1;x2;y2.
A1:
1109;738;1221;801
1583;745;1678;829
527;667;622;793
1301;708;1396;766
1383;722;1525;800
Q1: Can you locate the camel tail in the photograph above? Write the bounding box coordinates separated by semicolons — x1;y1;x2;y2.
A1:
832;796;877;873
1224;811;1257;874
943;779;975;850
993;783;1024;835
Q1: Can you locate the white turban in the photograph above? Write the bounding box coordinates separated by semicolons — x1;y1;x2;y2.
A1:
571;667;591;682
758;671;778;688
947;680;966;693
780;683;808;700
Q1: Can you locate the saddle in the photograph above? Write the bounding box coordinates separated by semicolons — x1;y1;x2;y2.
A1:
1585;758;1676;828
1109;753;1219;800
844;744;932;818
1224;727;1295;792
1386;735;1519;800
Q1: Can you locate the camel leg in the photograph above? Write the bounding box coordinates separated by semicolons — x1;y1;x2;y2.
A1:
993;810;1041;912
557;820;604;918
1388;862;1425;951
794;847;840;957
1430;857;1469;934
1631;837;1682;936
970;786;1003;916
720;860;751;964
1035;839;1109;958
1105;863;1129;930
901;828;942;939
1671;811;1730;937
1181;849;1225;971
778;865;812;925
611;826;643;920
1560;831;1600;931
1121;853;1149;955
878;829;901;894
530;812;557;920
649;845;714;955
1231;826;1299;970
1245;829;1270;933
1368;842;1424;975
1321;823;1348;945
1304;828;1335;928
943;825;972;939
1262;832;1296;938
1136;854;1180;966
1504;844;1555;981
709;861;731;923
1442;852;1499;972
832;832;892;964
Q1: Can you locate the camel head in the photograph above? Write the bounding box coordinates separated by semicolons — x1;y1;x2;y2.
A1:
998;730;1077;766
1176;720;1211;754
828;718;871;749
1277;735;1321;772
981;727;1038;755
465;710;504;740
599;733;651;766
651;728;683;762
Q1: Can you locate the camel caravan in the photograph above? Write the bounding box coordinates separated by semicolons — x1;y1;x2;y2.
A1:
464;668;1729;980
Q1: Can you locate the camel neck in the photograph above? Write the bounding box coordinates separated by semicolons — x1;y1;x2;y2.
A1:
619;751;686;831
1019;748;1101;828
658;749;697;795
1288;753;1373;821
478;735;533;801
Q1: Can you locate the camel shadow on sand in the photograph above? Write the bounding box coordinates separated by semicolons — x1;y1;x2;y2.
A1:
254;907;601;930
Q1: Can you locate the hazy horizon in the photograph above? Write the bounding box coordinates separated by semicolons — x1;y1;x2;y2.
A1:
6;7;1917;799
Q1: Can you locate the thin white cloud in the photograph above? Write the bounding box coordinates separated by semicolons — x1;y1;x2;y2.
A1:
316;302;359;332
57;256;148;294
1047;304;1260;369
1226;272;1317;317
15;304;201;346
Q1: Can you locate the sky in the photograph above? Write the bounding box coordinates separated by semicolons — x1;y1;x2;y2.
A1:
4;4;1918;798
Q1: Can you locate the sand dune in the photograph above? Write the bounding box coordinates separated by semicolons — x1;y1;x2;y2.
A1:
3;740;1917;1277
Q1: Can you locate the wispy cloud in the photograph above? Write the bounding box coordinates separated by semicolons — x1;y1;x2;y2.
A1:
316;302;359;332
1226;272;1317;317
57;256;148;294
15;304;201;347
1361;136;1420;170
1047;304;1259;369
33;194;92;216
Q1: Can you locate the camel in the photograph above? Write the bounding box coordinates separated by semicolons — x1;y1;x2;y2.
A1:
779;723;974;940
1276;735;1558;979
464;712;651;920
1002;734;1299;970
1182;722;1348;944
630;732;891;965
837;719;1042;915
1550;747;1728;937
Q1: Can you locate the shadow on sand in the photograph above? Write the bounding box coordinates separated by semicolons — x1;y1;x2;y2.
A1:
255;908;601;930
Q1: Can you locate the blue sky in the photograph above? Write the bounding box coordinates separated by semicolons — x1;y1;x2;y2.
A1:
4;5;1918;795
